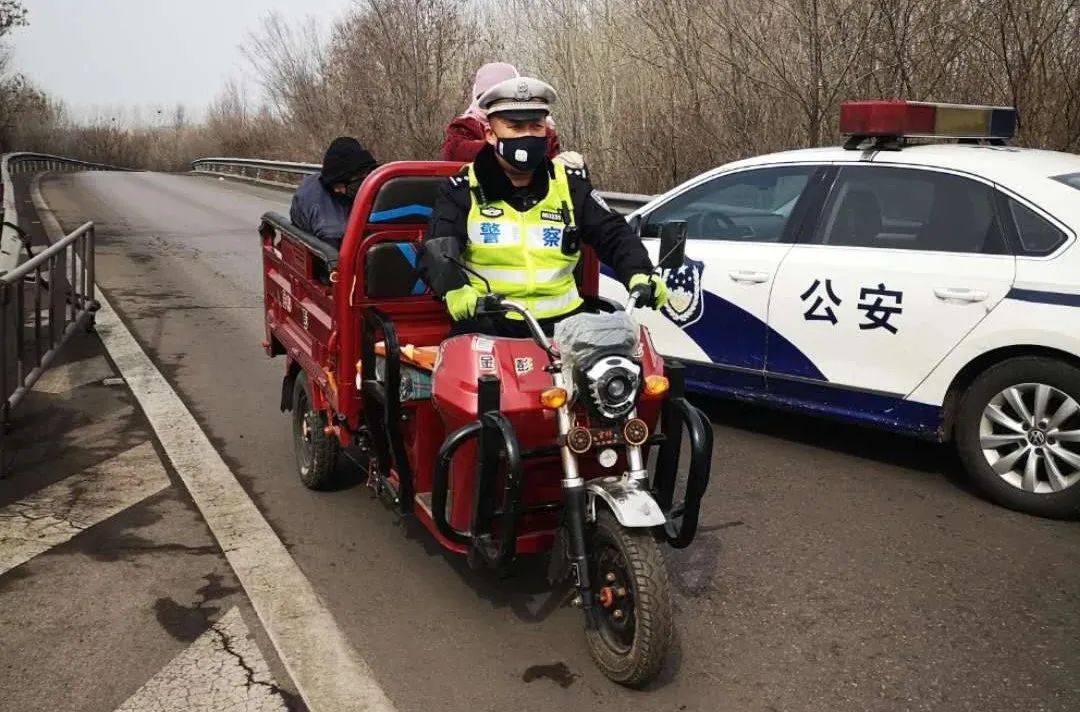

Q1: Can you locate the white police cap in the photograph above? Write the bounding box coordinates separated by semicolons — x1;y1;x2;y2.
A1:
478;77;557;120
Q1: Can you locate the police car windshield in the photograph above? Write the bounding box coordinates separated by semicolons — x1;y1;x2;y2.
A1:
1053;173;1080;192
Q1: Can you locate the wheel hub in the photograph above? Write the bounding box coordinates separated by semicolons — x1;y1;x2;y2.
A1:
979;382;1080;494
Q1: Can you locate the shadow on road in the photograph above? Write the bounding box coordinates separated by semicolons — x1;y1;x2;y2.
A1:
690;392;979;496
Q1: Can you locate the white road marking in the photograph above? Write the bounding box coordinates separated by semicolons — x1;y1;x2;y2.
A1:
115;606;288;712
0;441;169;575
33;354;114;394
33;174;396;711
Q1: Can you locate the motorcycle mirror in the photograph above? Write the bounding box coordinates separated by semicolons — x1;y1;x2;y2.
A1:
657;220;688;270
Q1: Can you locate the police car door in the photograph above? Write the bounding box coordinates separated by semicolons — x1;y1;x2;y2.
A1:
767;164;1016;407
605;164;824;392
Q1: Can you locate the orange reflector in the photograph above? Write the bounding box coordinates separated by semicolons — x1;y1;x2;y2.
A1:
540;387;568;409
643;375;669;398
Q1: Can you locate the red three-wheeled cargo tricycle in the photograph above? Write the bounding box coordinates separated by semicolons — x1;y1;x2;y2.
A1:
258;161;714;686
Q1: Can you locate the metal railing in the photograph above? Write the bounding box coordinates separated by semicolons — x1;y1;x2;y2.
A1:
1;152;128;276
191;156;656;216
0;222;98;477
1;222;98;416
0;152;121;474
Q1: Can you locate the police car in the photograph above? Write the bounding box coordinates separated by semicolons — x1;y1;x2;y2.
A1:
600;100;1080;519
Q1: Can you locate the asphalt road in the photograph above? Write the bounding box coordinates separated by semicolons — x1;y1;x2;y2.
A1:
38;170;1080;712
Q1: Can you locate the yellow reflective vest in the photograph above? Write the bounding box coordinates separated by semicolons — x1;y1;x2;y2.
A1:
464;161;582;321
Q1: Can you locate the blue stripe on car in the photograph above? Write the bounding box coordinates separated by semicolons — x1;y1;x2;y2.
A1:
601;265;824;378
683;362;943;438
1006;288;1080;307
600;267;942;437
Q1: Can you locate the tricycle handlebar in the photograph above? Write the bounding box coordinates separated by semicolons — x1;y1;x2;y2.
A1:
476;294;559;362
625;282;655;316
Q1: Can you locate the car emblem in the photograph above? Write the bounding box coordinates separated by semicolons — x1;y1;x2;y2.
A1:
1028;430;1047;447
661;258;706;328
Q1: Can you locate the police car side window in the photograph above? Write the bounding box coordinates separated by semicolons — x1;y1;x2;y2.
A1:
813;167;1007;255
641;166;815;242
1007;199;1066;255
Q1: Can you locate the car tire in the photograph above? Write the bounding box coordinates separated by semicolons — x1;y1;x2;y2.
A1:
955;357;1080;519
291;373;340;491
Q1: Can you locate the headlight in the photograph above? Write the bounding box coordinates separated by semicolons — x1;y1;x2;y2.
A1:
583;356;640;421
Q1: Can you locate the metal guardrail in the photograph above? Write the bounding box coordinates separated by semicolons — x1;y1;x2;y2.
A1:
1;152;128;276
0;152;119;474
191;157;656;216
0;222;99;474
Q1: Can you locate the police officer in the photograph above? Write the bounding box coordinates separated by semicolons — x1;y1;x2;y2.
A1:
422;76;667;337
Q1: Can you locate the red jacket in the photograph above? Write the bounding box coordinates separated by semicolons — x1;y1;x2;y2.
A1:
439;115;561;163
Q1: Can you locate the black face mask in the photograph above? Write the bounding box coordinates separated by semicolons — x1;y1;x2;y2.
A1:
495;134;547;173
344;177;363;199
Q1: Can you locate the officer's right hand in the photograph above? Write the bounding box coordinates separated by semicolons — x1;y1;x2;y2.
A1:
628;273;668;309
445;284;481;321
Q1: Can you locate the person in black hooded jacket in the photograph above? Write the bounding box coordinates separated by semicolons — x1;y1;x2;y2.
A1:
290;136;378;249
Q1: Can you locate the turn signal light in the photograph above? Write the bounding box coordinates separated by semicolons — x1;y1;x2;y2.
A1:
643;375;669;398
540;387;568;409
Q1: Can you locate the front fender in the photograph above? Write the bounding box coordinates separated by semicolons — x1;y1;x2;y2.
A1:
586;476;666;528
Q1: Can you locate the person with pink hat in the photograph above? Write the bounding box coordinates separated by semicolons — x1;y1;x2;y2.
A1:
440;62;562;163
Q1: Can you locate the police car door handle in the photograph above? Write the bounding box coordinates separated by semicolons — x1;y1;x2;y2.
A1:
729;270;770;284
934;287;989;303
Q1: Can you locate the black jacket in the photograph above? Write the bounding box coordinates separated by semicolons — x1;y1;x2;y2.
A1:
422;145;653;296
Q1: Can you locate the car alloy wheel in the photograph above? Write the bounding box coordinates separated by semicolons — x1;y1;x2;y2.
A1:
979;382;1080;494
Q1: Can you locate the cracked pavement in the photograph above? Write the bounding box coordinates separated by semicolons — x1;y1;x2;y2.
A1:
0;266;304;710
115;607;291;712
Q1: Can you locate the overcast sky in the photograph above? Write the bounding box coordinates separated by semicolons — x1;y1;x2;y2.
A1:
9;0;355;122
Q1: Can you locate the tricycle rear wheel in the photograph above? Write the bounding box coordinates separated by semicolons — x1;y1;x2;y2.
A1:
586;510;674;687
292;373;340;490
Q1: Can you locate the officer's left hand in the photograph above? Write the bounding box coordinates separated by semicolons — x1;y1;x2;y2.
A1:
628;273;668;309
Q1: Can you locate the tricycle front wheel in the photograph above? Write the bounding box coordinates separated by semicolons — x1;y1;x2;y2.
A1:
292;373;340;490
586;510;674;687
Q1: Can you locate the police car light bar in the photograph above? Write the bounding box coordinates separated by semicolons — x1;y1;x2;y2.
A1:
839;100;1017;144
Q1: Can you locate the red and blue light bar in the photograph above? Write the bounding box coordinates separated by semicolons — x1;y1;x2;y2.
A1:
839;100;1017;141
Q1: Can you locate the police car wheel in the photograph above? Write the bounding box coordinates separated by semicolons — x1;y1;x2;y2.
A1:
291;373;340;491
956;357;1080;519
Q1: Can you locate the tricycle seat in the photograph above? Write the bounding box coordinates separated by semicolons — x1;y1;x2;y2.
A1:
364;241;427;298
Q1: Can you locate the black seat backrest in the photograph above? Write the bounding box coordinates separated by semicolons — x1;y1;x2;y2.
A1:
368;176;447;225
365;240;427;298
362;176;446;298
829;188;882;247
